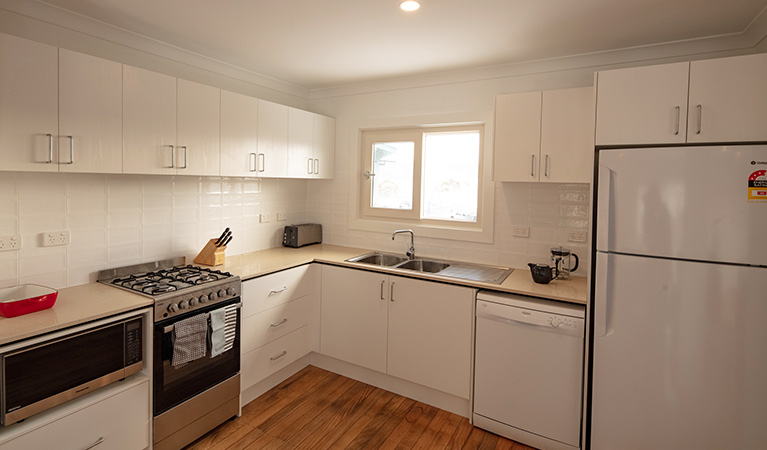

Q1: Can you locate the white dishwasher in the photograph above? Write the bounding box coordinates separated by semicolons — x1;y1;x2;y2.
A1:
473;291;585;450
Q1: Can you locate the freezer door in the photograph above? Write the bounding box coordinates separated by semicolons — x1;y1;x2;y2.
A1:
591;253;767;450
596;145;767;266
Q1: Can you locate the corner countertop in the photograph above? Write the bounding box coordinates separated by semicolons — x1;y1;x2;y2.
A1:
219;244;588;305
0;283;153;347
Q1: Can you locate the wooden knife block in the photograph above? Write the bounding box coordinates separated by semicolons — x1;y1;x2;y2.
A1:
194;239;226;266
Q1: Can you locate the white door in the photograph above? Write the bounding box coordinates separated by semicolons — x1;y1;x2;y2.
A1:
58;49;122;174
257;99;289;177
592;253;767;450
312;114;335;179
595;62;689;146
176;79;220;176
540;87;594;183
596;145;767;266
220;90;259;177
687;53;767;143
493;91;542;182
0;33;58;171
287;107;314;178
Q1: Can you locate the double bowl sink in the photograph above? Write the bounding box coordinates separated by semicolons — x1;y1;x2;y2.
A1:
346;252;513;285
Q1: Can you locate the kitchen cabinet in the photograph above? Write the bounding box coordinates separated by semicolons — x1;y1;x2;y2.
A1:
58;49;123;174
176;79;221;176
312;113;335;179
595;53;767;145
320;265;473;398
220;90;259;177
256;99;289;177
288;107;314;178
0;33;59;172
494;87;594;183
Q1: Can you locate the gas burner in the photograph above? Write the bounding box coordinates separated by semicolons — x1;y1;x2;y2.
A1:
101;260;235;297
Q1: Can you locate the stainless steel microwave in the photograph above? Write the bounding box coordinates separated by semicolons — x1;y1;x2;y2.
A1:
1;315;143;426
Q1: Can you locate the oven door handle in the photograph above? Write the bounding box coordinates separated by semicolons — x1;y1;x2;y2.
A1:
162;302;241;334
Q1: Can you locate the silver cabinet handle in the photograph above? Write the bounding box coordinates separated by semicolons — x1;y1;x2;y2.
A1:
696;104;702;135
530;154;535;177
167;145;175;168
257;153;265;172
380;280;385;300
674;106;680;135
270;350;288;361
307;158;313;174
46;133;53;163
390;282;395;302
269;286;288;295
65;135;74;164
314;159;319;175
249;152;257;172
179;145;188;169
270;318;288;328
544;154;550;178
82;437;105;450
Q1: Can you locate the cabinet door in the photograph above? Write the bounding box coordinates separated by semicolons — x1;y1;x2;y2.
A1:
320;266;388;373
493;91;542;182
313;114;335;179
257;99;289;177
123;65;177;174
58;49;122;174
287;107;314;178
687;53;767;143
176;79;220;176
387;276;473;398
220;90;258;177
540;87;595;183
595;62;689;146
0;33;58;172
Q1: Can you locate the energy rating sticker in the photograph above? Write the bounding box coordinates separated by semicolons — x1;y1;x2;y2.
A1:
749;170;767;202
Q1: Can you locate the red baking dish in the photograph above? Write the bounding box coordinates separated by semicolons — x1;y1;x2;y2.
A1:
0;284;58;318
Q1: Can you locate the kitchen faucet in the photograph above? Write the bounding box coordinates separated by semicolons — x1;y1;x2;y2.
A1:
392;229;415;259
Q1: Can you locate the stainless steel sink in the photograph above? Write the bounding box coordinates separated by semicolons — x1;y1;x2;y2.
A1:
346;252;408;266
394;259;450;273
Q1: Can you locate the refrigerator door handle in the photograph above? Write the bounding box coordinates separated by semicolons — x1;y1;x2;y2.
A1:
594;252;611;337
596;165;613;251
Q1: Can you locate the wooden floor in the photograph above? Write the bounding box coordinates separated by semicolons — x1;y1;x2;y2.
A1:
185;365;534;450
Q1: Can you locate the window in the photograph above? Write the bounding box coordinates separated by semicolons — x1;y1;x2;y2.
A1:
361;124;483;226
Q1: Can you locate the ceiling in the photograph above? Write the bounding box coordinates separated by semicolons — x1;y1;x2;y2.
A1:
37;0;767;90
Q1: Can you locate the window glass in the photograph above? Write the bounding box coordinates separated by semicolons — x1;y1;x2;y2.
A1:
421;131;480;222
371;141;414;210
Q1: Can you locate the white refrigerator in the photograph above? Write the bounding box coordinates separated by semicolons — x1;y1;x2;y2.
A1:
590;145;767;450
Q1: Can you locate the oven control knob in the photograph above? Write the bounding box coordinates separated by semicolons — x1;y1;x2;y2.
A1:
167;303;178;313
199;294;208;303
218;289;227;298
189;297;199;307
209;291;218;301
226;287;236;297
179;300;190;310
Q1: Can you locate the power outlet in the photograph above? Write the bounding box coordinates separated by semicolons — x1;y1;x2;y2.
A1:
0;235;22;252
259;213;272;223
276;212;287;221
42;230;71;247
569;231;588;243
512;226;530;238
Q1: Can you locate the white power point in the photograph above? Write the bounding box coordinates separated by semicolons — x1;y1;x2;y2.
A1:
569;231;588;243
0;235;22;252
259;213;272;223
512;226;530;238
42;230;71;247
276;212;287;221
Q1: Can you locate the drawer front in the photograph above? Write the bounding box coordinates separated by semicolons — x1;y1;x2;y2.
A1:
1;380;150;450
241;295;310;354
241;326;308;391
242;265;313;317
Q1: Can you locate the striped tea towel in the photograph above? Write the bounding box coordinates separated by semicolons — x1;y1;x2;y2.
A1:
209;303;238;358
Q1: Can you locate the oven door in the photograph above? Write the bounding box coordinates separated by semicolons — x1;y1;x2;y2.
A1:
153;297;241;415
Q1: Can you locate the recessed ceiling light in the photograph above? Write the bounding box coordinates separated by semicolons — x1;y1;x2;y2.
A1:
400;1;421;12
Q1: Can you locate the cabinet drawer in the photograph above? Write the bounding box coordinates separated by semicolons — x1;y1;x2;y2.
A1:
242;265;313;317
241;326;308;391
0;379;150;450
242;295;310;354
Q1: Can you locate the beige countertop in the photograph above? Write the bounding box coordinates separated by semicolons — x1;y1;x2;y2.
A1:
0;282;153;347
220;244;588;305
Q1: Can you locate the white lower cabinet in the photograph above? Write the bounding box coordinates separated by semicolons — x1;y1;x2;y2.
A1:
0;378;150;450
320;265;474;398
241;326;309;390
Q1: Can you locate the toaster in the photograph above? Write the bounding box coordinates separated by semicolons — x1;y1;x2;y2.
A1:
282;223;322;248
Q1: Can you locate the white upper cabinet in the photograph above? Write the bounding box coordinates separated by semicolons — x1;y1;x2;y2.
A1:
494;87;594;183
58;49;123;174
123;65;177;175
596;53;767;145
220;90;259;177
176;79;220;176
287;107;314;178
312;114;335;179
687;53;767;143
0;33;59;172
256;99;289;177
